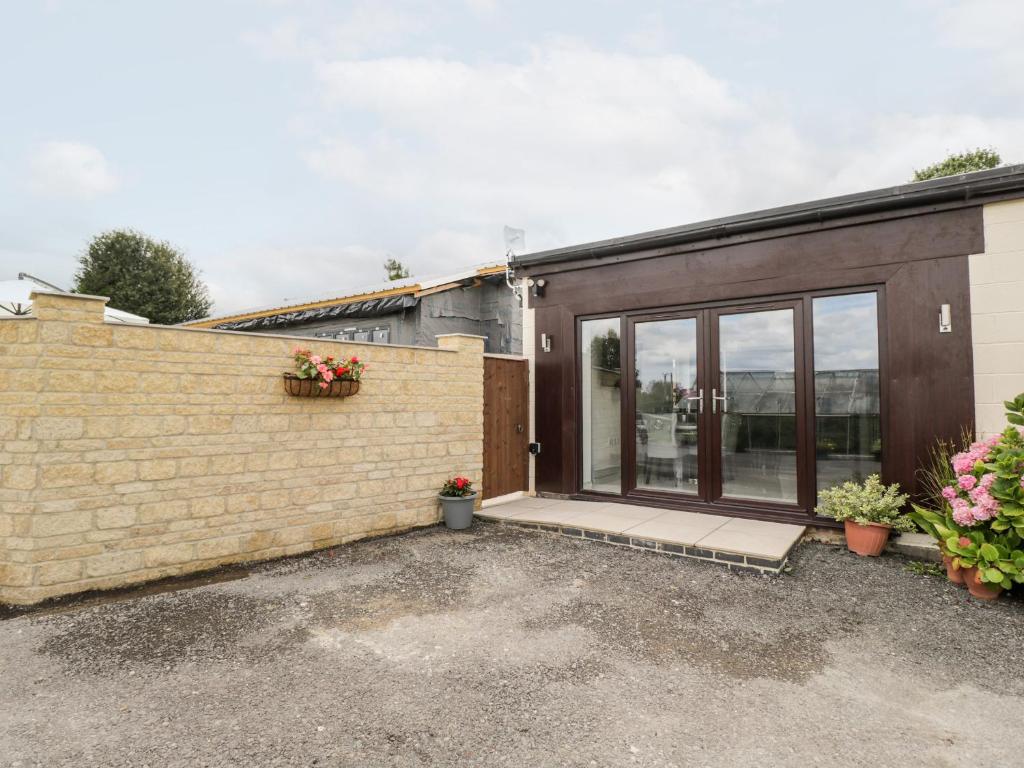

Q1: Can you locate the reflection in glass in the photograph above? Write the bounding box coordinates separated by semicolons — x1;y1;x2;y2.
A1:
581;318;621;493
635;318;699;492
718;309;797;503
813;293;881;494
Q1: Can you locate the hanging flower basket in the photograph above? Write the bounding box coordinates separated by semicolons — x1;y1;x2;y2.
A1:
283;348;367;398
282;373;360;398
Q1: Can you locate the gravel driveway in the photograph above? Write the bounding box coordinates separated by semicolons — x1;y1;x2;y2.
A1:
2;522;1023;767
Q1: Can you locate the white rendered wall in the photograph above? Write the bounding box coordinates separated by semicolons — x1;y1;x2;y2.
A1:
972;200;1024;436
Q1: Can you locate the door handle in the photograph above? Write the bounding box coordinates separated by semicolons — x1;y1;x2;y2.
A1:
683;389;703;414
711;388;727;414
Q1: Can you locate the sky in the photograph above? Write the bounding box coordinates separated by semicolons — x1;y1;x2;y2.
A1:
2;0;1023;315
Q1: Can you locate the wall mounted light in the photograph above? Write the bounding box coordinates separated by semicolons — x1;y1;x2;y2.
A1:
529;277;546;298
939;304;952;333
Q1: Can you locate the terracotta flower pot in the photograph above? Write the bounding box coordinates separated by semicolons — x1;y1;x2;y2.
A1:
843;519;891;557
942;555;965;585
961;566;1004;601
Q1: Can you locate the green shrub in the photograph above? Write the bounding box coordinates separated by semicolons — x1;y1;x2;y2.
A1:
815;474;913;530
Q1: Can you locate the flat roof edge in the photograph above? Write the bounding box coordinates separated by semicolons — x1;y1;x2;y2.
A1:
517;164;1024;268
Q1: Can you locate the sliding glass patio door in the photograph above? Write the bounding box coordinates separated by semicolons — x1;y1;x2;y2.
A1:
580;293;877;518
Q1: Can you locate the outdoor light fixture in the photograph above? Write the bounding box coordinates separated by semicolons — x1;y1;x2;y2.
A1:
939;303;952;333
541;333;552;353
529;277;547;298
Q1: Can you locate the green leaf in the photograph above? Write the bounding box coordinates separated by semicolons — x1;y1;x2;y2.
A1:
983;567;1004;583
992;519;1011;531
1008;413;1024;426
980;543;999;561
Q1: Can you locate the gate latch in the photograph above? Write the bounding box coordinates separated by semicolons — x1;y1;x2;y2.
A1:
529;442;542;455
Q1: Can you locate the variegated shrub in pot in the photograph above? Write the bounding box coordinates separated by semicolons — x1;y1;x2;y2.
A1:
815;474;913;556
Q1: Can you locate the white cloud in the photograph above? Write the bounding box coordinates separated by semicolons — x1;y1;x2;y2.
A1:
933;0;1024;98
244;2;424;60
202;229;506;316
304;39;1024;258
28;141;120;200
935;0;1024;49
202;243;392;315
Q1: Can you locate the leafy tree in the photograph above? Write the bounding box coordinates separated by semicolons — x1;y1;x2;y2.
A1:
589;328;620;372
73;229;212;324
384;257;410;281
912;148;1002;182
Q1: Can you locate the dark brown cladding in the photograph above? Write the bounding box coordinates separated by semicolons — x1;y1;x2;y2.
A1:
525;205;983;524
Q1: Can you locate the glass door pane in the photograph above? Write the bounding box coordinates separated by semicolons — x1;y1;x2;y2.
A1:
581;318;622;493
812;293;881;493
634;318;700;493
717;308;798;503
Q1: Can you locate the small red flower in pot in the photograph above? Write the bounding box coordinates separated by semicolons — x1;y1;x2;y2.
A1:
439;476;476;530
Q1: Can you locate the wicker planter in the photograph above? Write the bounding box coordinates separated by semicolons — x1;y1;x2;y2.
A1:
282;374;360;398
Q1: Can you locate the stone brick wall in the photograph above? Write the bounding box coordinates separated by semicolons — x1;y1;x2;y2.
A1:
0;291;484;605
972;200;1024;436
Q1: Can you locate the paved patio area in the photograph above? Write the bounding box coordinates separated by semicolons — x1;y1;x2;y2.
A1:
2;522;1023;767
480;496;805;571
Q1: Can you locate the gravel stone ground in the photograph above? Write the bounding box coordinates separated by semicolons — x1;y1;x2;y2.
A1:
2;521;1023;767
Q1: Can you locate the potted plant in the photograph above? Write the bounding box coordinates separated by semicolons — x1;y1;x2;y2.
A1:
815;474;913;556
909;505;968;584
909;393;1024;598
283;348;366;397
439;476;477;530
944;531;1022;600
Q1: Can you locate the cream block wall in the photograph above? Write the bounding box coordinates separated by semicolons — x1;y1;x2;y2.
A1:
0;291;484;605
973;199;1024;436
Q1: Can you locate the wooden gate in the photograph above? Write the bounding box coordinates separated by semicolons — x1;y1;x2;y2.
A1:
483;355;529;500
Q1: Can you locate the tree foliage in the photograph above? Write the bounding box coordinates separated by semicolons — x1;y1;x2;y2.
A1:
384;257;410;281
73;229;212;324
912;148;1002;182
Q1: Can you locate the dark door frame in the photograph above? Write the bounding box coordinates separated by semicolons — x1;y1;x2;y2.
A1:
625;309;707;503
572;285;887;525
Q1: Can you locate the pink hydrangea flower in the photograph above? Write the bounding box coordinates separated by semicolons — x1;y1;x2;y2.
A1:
310;355;322;366
952;454;974;475
957;475;977;491
941;486;958;501
952;505;974;526
979;473;996;490
976;503;999;522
